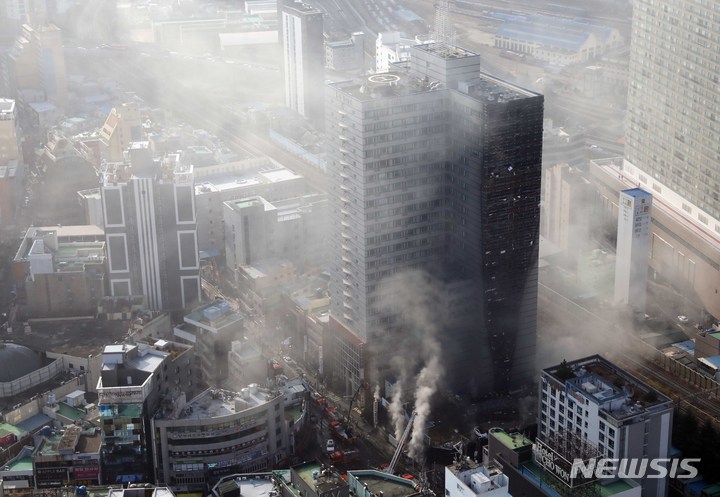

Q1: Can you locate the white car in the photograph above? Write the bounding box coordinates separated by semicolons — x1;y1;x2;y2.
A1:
326;439;335;453
678;315;689;323
284;356;296;366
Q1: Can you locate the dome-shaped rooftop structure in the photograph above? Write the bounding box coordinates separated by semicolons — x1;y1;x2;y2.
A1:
0;343;42;382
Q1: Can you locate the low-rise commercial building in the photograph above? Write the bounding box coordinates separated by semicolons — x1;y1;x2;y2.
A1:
32;425;102;488
174;301;244;387
194;158;307;257
152;379;308;491
97;340;194;485
224;193;328;272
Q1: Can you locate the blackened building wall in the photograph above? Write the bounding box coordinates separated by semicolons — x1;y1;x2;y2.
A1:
326;43;543;395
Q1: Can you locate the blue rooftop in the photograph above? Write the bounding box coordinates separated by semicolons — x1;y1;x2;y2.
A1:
672;339;696;355
494;13;615;52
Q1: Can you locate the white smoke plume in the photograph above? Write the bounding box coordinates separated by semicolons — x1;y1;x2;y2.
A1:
390;379;405;441
371;269;450;461
408;355;443;460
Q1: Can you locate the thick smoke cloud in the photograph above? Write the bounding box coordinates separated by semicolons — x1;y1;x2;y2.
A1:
370;269;450;461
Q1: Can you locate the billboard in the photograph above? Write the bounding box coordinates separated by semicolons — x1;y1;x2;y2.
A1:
532;439;597;488
98;386;144;404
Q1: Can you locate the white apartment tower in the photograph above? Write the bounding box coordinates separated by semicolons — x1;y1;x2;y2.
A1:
280;0;324;127
614;188;652;313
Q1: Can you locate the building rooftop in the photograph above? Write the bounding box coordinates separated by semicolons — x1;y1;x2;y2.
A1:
167;386;279;421
212;474;275;497
108;487;176;497
35;426;101;457
184;300;244;332
57;402;87;422
494;13;616;52
241;258;294;280
0;98;15;116
488;428;532;450
349;470;420;497
78;188;102;200
698;355;720;370
543;355;672;419
330;72;442;101
194;159;302;195
413;42;477;59
4;456;33;472
292;463;348;497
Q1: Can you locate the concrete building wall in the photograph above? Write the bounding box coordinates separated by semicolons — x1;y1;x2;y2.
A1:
614;189;652;312
280;0;324;127
591;161;720;320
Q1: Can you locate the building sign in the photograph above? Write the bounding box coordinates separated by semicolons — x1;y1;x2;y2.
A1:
36;467;69;488
73;467;100;479
98;386;144;404
532;439;596;488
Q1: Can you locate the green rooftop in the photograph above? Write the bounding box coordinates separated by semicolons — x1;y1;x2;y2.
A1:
58;402;86;421
490;428;533;450
6;456;33;472
710;332;720;341
0;423;24;437
295;462;323;490
598;480;635;497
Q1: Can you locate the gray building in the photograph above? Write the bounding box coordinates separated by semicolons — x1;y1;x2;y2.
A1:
280;0;324;127
326;43;543;395
223;193;328;272
101;143;201;311
539;355;673;497
624;0;719;226
614;188;652;313
97;340;194;485
325;32;365;72
194;159;307;258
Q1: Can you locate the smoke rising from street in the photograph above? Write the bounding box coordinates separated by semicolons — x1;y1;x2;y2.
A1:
370;269;450;460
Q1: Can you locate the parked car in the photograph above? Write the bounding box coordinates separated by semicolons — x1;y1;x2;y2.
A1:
326;439;335;453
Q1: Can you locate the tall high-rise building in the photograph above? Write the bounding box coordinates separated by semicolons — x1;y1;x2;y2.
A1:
0;98;22;229
433;0;454;45
614;188;652;313
326;43;543;395
279;0;324;127
3;23;67;105
101;143;201;311
624;0;719;226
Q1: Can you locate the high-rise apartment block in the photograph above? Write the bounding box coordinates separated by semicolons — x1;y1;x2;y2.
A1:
614;188;652;313
625;0;719;226
0;98;22;229
539;355;673;497
3;23;67;105
280;0;324;127
326;43;543;394
101;143;200;311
